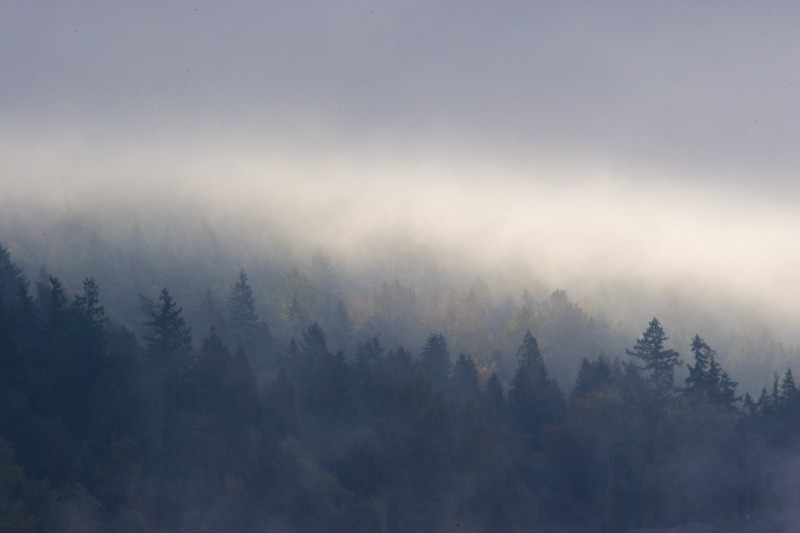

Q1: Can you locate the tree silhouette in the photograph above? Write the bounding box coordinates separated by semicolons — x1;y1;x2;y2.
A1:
626;318;681;396
228;269;259;341
418;333;451;390
144;288;192;355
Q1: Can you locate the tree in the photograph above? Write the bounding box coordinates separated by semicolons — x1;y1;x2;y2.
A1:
450;353;480;405
71;278;108;347
508;330;564;438
626;318;681;396
418;333;451;390
144;288;192;355
685;334;714;399
484;371;506;420
228;269;259;341
572;356;614;399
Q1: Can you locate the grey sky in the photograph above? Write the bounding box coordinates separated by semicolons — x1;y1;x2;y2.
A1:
3;2;798;186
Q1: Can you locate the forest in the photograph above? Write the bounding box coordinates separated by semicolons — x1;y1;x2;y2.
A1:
2;230;800;533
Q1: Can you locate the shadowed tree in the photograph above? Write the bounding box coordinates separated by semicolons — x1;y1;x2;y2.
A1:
228;269;259;343
684;334;738;409
0;245;34;388
508;330;565;440
626;318;682;396
485;371;506;420
144;288;192;355
450;352;480;406
418;333;451;391
227;269;274;373
685;334;716;401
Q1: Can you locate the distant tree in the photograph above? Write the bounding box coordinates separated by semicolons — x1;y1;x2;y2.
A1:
450;353;480;405
508;330;565;438
353;336;384;380
777;368;800;427
484;371;506;420
626;318;682;396
71;278;107;345
572;356;614;399
0;245;30;311
418;333;451;390
684;333;739;408
685;334;715;400
779;367;797;402
227;269;273;372
144;288;192;355
290;323;349;416
0;245;34;384
35;274;69;329
228;269;259;340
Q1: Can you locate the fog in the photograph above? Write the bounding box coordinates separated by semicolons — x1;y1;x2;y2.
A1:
4;4;800;530
3;1;798;316
4;133;800;336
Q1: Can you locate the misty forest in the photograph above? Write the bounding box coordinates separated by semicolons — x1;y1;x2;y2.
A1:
2;212;800;533
3;2;800;532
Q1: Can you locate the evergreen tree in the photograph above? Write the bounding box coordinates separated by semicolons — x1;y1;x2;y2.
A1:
485;371;506;420
353;336;384;381
0;245;30;311
779;367;797;402
228;269;259;340
572;355;614;399
710;356;739;409
508;330;564;438
0;245;34;387
144;288;192;355
71;278;108;346
450;352;480;405
685;334;714;400
626;318;682;396
418;333;451;390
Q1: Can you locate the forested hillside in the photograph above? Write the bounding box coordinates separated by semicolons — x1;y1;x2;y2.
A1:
3;242;800;532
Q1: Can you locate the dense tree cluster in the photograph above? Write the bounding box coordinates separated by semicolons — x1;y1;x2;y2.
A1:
2;243;800;531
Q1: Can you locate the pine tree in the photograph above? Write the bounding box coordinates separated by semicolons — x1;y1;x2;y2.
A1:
626;318;682;396
72;278;107;344
418;333;451;390
685;334;714;399
450;352;480;404
508;330;564;438
144;288;192;355
228;269;259;336
485;371;506;420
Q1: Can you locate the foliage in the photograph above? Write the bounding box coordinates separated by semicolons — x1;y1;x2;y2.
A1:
2;242;800;531
144;288;192;355
626;317;682;396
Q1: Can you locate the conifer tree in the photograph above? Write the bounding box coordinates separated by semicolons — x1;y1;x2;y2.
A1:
418;333;451;390
450;352;480;404
144;288;192;355
626;318;681;396
509;330;564;437
228;269;259;338
685;334;714;399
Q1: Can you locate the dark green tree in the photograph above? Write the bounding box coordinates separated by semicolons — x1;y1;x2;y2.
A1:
508;330;565;439
685;334;714;400
626;318;682;396
144;288;192;355
418;333;451;390
228;269;259;340
450;352;480;405
572;356;614;399
484;371;506;420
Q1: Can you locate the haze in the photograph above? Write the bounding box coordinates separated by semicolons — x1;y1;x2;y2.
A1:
2;1;799;331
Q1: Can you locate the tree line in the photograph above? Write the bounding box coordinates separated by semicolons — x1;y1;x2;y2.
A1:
2;244;800;532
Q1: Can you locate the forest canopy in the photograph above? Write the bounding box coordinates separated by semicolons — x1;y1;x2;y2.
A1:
2;240;800;532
